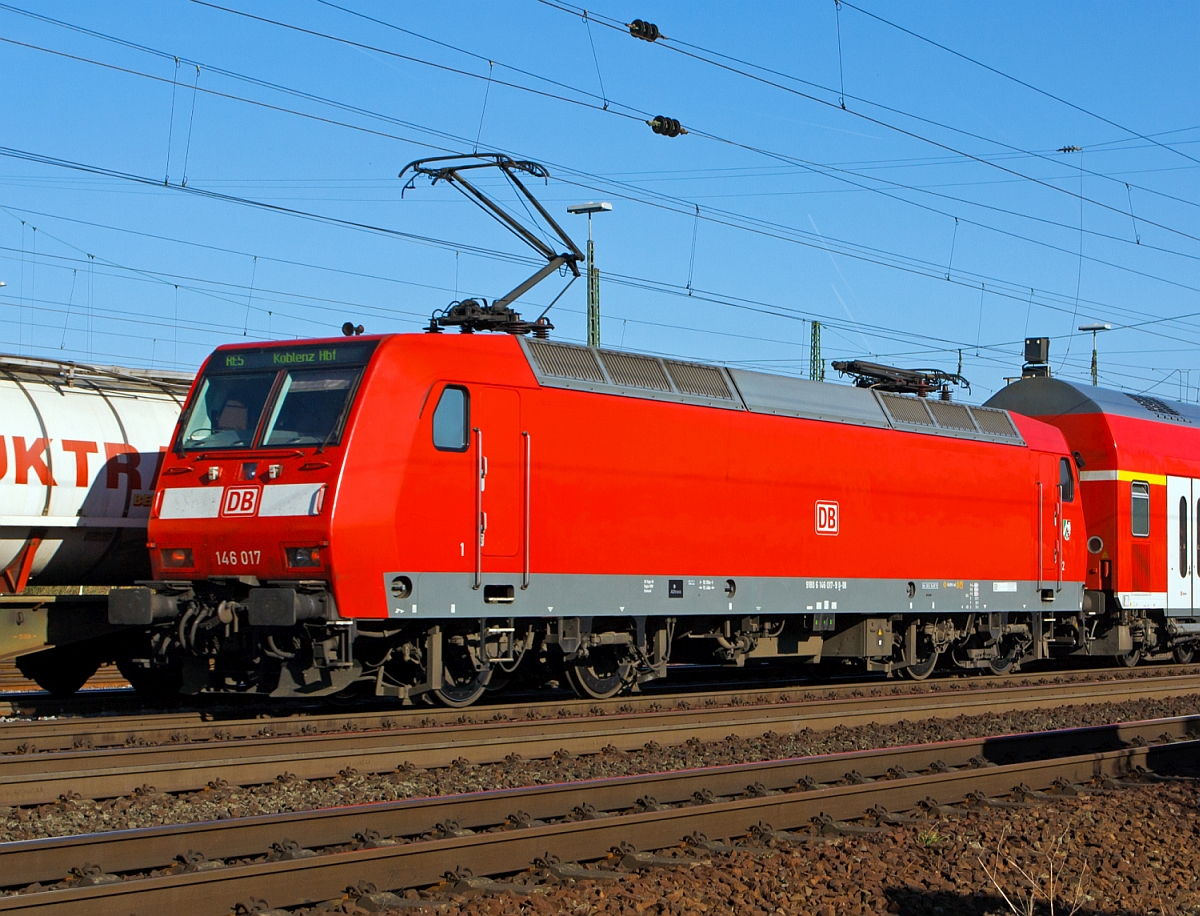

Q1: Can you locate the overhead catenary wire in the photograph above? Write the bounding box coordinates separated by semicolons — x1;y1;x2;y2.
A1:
5;21;1200;304
9;130;1200;367
533;0;1200;235
835;0;1200;170
164;55;180;185
4;1;1195;386
9;138;1200;357
180;64;201;187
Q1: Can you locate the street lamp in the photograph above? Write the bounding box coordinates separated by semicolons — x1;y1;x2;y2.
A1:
1079;322;1111;386
566;202;611;347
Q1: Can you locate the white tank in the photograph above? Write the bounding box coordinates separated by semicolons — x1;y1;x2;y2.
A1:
0;356;191;590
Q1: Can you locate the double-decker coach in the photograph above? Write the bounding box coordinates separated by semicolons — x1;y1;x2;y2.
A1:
988;375;1200;665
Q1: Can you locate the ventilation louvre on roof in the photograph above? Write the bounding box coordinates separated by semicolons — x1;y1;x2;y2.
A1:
879;393;935;426
970;406;1020;439
926;400;977;431
526;340;605;382
599;351;672;391
665;360;734;399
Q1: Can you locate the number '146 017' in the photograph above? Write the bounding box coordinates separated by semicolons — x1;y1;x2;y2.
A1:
215;550;260;565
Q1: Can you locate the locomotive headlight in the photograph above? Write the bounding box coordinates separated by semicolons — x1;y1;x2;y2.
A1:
160;547;194;568
285;546;322;568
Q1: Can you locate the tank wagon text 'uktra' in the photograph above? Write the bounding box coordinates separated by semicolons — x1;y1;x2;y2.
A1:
102;329;1159;706
0;356;188;694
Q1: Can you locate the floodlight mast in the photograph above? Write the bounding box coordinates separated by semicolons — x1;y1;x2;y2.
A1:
1078;322;1112;386
567;202;612;347
399;154;584;336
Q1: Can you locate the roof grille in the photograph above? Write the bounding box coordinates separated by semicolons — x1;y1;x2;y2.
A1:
1128;393;1181;417
600;351;672;391
526;340;605;383
664;360;733;399
879;393;935;426
970;406;1020;438
927;400;977;431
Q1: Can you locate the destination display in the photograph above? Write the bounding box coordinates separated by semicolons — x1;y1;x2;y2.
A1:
210;341;377;372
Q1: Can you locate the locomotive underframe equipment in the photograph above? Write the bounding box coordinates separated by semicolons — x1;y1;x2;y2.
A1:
107;576;1168;703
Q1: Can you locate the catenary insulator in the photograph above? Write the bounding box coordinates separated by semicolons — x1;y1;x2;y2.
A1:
629;19;662;41
647;116;686;138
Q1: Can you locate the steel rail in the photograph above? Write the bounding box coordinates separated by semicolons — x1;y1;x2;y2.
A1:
1;720;1194;915
3;668;1198;754
2;673;1199;806
1;714;1193;891
2;660;1195;728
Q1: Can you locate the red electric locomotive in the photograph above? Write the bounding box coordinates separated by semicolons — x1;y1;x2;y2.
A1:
988;369;1200;665
108;328;1094;704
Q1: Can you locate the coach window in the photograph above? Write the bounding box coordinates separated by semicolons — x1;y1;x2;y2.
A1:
1181;496;1190;577
1131;481;1150;537
432;386;469;451
1058;457;1075;502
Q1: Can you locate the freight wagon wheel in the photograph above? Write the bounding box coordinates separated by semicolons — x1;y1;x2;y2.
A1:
33;659;99;697
563;647;634;700
16;643;101;697
1173;645;1195;664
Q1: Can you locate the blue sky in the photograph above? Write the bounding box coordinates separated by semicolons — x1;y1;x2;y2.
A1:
2;1;1199;402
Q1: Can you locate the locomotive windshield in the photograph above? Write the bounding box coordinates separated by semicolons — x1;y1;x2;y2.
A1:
178;341;376;451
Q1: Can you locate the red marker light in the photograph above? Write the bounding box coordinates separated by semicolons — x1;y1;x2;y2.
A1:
160;548;194;568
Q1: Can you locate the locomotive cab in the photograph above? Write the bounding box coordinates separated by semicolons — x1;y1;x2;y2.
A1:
109;338;379;696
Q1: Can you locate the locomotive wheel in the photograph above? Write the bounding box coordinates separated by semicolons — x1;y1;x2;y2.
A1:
986;654;1016;675
1173;645;1195;664
564;647;633;700
430;636;488;708
1115;648;1142;668
901;649;939;681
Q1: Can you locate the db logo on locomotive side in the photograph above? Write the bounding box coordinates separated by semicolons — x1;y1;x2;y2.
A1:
815;500;839;536
221;486;261;517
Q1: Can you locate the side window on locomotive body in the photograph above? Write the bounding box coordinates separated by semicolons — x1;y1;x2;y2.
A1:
1131;481;1150;538
1058;457;1075;503
432;385;469;452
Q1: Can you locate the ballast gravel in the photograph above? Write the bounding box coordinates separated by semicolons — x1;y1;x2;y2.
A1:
2;692;1199;842
283;780;1200;916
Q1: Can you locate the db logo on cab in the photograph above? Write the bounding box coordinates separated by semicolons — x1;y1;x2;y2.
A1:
815;500;839;536
221;486;261;517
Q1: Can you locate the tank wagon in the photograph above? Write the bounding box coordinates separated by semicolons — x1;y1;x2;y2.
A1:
106;331;1102;705
988;375;1200;664
0;355;189;693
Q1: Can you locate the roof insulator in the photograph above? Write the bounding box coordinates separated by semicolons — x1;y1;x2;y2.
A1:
629;19;662;41
647;116;686;138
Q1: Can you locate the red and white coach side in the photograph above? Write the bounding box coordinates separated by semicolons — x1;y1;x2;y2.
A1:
988;376;1200;664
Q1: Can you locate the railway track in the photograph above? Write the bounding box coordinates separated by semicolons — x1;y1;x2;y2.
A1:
4;662;1196;747
1;714;1195;915
2;669;1199;806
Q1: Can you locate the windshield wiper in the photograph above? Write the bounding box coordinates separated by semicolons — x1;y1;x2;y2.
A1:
317;399;352;454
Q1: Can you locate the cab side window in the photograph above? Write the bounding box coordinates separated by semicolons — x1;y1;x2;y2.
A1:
432;386;469;451
1058;457;1075;503
1131;481;1150;537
